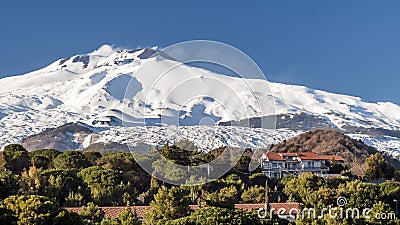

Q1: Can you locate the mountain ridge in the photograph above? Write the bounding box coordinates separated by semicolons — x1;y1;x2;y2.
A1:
0;45;399;158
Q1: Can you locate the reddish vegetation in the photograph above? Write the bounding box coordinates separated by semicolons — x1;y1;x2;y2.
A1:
269;129;377;173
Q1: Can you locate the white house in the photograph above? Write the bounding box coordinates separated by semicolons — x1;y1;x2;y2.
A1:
261;152;344;179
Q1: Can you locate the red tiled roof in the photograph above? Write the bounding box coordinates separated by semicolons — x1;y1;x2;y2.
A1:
65;203;302;219
235;203;302;215
270;202;303;215
264;152;284;160
319;155;345;161
65;206;151;219
297;152;322;160
264;151;343;161
282;153;300;157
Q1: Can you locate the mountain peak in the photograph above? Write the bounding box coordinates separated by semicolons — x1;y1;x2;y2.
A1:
89;44;115;57
0;45;400;157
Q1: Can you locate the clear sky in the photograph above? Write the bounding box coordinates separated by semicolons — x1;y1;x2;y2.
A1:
0;0;399;104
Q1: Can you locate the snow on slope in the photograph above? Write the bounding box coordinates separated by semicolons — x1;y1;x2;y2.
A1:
272;83;400;130
92;126;300;152
0;45;400;155
348;134;400;158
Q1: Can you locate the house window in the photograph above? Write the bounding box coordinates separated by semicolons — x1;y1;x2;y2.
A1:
272;163;278;168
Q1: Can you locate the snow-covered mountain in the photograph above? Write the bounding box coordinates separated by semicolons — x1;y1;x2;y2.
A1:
1;45;400;157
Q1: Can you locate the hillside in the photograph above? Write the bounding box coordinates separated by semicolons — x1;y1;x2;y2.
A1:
270;129;377;159
269;129;400;174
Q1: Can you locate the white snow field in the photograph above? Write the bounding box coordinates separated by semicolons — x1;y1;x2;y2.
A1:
0;45;399;156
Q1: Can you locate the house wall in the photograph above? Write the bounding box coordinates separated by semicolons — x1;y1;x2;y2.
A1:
262;159;328;178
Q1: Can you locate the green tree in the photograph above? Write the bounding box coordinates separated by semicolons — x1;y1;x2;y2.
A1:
366;201;400;225
80;202;104;225
337;180;380;209
200;175;244;208
0;169;19;199
365;153;394;180
116;208;139;225
282;172;326;206
143;186;190;224
54;210;85;225
248;173;268;187
165;207;280;225
159;143;193;166
30;149;62;169
234;152;252;173
379;182;400;210
95;152;150;193
152;159;187;183
100;218;119;225
1;144;31;173
0;207;17;225
78;166;137;206
39;169;90;206
241;185;265;203
82;151;102;165
137;175;161;205
181;176;207;205
31;155;51;170
95;152;138;171
65;191;87;207
202;185;239;208
0;195;74;225
53;151;91;170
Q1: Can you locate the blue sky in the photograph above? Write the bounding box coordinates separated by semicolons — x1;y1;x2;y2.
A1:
0;0;399;103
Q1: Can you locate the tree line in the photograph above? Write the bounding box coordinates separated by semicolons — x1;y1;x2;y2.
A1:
0;142;399;224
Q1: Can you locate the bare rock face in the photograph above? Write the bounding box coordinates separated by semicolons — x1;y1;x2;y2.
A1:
22;123;93;151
